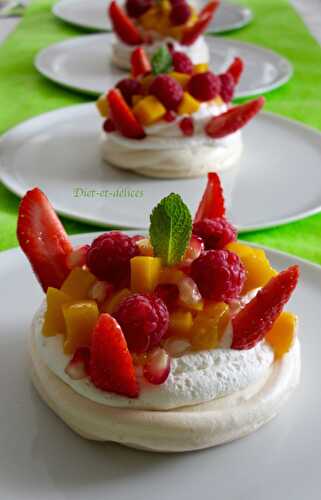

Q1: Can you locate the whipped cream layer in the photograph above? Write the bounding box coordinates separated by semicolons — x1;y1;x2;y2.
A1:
33;302;275;411
111;35;209;71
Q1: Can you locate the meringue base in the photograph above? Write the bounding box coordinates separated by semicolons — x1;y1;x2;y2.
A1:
29;329;301;453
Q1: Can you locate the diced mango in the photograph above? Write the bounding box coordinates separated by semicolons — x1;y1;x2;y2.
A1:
158;14;171;35
177;92;200;115
96;95;109;117
140;74;154;93
160;0;171;14
178;297;204;312
63;300;99;354
60;268;96;300
42;287;71;337
193;63;209;74
133;96;166;126
102;288;131;314
168;72;190;89
265;312;297;359
168;25;184;40
158;267;185;285
140;7;159;30
191;302;229;351
168;310;193;337
226;241;254;258
131;256;162;293
132;94;144;106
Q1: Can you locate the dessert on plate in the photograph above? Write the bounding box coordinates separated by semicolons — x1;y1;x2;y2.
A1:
109;0;219;70
97;45;265;181
18;174;300;453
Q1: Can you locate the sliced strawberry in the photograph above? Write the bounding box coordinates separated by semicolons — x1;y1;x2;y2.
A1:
107;89;146;139
226;57;244;85
90;313;139;398
131;47;151;78
194;173;225;222
65;347;90;380
232;266;300;350
109;0;143;46
181;1;220;46
17;188;73;292
205;96;265;139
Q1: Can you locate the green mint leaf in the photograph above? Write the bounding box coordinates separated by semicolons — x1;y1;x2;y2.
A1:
149;193;192;267
151;47;173;75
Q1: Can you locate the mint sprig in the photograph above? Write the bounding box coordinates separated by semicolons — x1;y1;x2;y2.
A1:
151;47;173;75
149;194;192;267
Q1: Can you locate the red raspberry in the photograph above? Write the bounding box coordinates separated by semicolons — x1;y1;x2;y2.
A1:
150;75;183;110
114;293;169;353
219;73;235;103
191;249;245;301
103;118;116;133
179;117;194;136
192;217;237;250
125;0;152;18
170;2;191;26
154;284;179;311
188;71;221;102
164;110;176;122
86;232;139;287
172;51;193;74
116;78;143;106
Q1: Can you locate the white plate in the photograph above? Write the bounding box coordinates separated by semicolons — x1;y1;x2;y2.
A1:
34;33;293;98
1;103;321;232
53;0;253;34
0;236;320;499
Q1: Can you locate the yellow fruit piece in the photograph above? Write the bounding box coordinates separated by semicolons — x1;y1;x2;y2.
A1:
96;95;109;117
60;267;97;300
160;0;171;14
168;25;184;40
102;288;131;314
139;7;159;30
42;287;71;337
131;256;162;293
158;267;185;285
158;13;171;36
137;238;154;257
226;241;254;258
132;94;143;106
178;297;204;312
168;72;190;89
63;300;99;354
265;312;297;359
168;310;193;337
191;302;229;351
133;95;166;126
177;92;200;115
193;63;209;74
140;74;154;93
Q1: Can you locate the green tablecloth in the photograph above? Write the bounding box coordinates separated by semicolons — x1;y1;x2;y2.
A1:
0;0;321;263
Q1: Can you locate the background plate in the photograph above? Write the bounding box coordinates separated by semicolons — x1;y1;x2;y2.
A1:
53;0;253;34
0;103;320;232
35;33;293;98
0;238;320;499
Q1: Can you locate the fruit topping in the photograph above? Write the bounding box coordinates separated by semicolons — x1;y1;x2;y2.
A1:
179;116;194;136
90;313;139;397
193;63;209;74
154;283;179;311
60;267;96;300
103;118;116;133
42;287;71;337
116;78;143;106
131;47;152;78
133;95;166;125
192;217;237;249
188;71;221;101
232;266;300;350
65;347;90;380
163;337;191;357
219;72;235;103
107;89;146;139
226;57;244;85
126;0;152;18
66;245;90;270
265;312;297;359
96;94;109;117
170;1;191;26
178;275;203;309
63;300;99;354
164;110;177;122
168;309;193;337
114;293;169;353
102;288;132;314
181;234;204;265
150;74;184;110
131;256;162;293
17;188;73;292
143;347;171;384
172;51;193;74
177;92;200;115
136;237;154;256
109;0;143;45
191;301;229;350
194;172;226;222
181;1;220;45
88;280;114;304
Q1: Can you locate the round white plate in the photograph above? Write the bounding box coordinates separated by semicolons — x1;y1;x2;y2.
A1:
53;0;253;34
0;237;320;499
34;33;293;98
1;103;321;231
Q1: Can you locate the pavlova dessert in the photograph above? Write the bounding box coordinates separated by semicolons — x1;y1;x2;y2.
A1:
109;0;219;70
18;174;300;452
97;45;264;179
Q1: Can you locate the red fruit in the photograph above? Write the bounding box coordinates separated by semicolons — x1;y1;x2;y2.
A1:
193;217;236;249
194;172;226;222
179;117;194;136
232;266;300;350
154;284;179;311
219;72;235;103
103;118;116;133
188;71;221;101
181;235;205;265
116;78;143;105
143;348;171;385
125;0;152;18
150;75;184;110
205;96;265;139
17;188;73;292
86;231;139;287
226;57;244;85
172;51;193;74
90;314;139;398
65;347;90;380
131;234;145;244
131;47;152;78
107;89;146;139
181;0;220;45
191;249;245;301
109;0;143;45
164;110;177;122
114;293;169;353
66;245;90;270
170;2;191;26
88;281;114;303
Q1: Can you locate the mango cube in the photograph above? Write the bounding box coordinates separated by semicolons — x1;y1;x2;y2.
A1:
193;63;209;74
158;267;185;286
133;96;166;126
140;74;154;93
132;94;143;106
168;72;190;89
177;92;200;115
265;312;297;359
60;267;96;300
169;310;193;337
42;287;71;337
96;95;109;117
191;302;229;351
131;256;162;293
102;288;131;314
63;300;99;354
140;7;159;30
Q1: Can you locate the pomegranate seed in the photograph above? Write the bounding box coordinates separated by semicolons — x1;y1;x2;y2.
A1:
179;117;194;136
163;337;191;357
66;245;90;270
181;235;204;266
88;280;113;303
65;347;90;380
136;237;154;256
178;276;203;308
103;118;116;133
143;348;171;385
164;110;177;122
